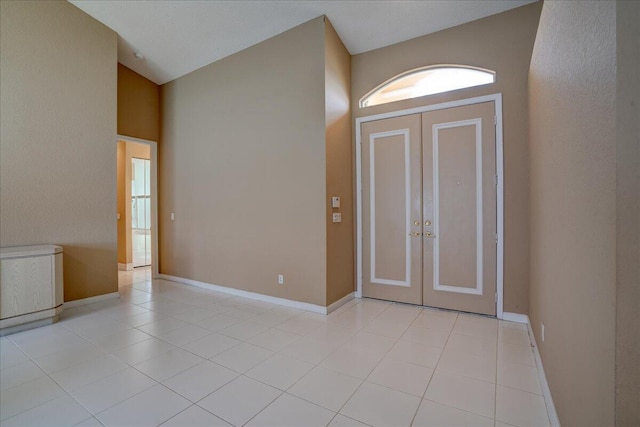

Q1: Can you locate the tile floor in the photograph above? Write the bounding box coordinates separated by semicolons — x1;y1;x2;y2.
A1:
0;267;552;426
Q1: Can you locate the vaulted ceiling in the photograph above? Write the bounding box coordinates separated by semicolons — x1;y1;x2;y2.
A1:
69;0;535;85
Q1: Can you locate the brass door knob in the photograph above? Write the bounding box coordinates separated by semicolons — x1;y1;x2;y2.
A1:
424;232;437;238
408;232;422;237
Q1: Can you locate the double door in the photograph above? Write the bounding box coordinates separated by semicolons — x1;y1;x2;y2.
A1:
361;102;497;315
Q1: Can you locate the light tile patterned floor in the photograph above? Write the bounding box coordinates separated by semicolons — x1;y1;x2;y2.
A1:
0;268;552;426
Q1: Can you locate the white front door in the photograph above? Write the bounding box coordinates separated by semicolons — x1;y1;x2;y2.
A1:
360;101;497;315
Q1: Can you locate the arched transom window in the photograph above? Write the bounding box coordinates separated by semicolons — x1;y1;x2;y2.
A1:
360;65;496;108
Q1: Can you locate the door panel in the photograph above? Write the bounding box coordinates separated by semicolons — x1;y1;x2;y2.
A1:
422;102;496;315
362;114;422;305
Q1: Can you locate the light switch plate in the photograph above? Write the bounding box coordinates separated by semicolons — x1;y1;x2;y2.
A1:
332;213;342;223
331;197;341;208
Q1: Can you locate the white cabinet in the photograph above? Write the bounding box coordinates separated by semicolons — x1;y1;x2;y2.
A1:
0;245;64;333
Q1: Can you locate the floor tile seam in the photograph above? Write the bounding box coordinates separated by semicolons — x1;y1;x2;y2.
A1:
92;382;184;425
495;356;537;368
51;362;130;395
416;397;496;424
195;374;284;427
129;350;207;382
285;370;363;413
440;346;498;362
495;383;545;398
432;365;499;386
159;362;239;403
276;390;342;418
0;376;69;423
66;369;158;417
0;394;96;427
422;313;457;399
160;357;235;384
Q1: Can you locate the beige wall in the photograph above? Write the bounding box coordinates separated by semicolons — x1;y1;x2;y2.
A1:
616;2;640;425
0;0;117;302
117;141;151;265
351;3;542;314
325;19;354;306
118;63;161;142
160;17;329;306
528;2;616;426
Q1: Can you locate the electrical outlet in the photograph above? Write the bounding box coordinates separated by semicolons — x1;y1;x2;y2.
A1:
278;274;284;285
332;213;342;223
541;323;545;342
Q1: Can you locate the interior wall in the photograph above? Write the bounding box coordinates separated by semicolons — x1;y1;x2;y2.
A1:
616;1;640;425
351;2;542;314
117;141;151;266
528;2;616;426
160;17;328;306
324;18;354;306
118;63;161;142
117;141;127;265
0;0;118;302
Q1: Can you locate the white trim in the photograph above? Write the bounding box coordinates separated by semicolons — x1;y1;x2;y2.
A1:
355;93;505;318
502;312;529;324
369;129;412;288
158;274;330;314
118;263;133;271
117;135;160;279
326;292;355;314
63;292;120;309
527;317;561;427
432;118;483;296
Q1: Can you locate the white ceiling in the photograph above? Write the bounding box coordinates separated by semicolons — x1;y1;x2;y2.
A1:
69;0;535;85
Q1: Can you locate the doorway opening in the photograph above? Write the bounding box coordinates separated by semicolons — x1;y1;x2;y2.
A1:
116;135;158;288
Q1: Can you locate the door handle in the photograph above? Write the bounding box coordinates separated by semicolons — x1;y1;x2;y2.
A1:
424;232;436;238
408;232;422;237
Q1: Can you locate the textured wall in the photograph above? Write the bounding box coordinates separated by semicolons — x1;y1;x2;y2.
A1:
118;64;160;142
0;0;118;302
528;2;616;425
352;3;542;314
616;1;640;425
325;18;354;306
160;17;328;306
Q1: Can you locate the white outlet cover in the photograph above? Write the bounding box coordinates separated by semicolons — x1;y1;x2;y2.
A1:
332;213;342;223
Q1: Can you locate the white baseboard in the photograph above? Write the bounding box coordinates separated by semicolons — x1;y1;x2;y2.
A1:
527;318;561;427
327;292;355;314
118;263;133;271
502;312;529;324
63;292;120;309
157;274;330;314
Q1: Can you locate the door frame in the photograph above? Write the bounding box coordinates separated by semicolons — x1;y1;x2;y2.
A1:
117;134;160;279
355;93;505;319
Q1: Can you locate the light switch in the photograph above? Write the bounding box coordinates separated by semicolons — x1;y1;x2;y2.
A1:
332;213;342;223
117;213;121;220
170;213;175;221
331;196;341;208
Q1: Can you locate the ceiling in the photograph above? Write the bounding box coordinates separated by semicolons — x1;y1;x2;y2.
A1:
69;0;535;85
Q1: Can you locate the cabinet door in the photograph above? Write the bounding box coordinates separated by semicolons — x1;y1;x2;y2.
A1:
1;256;53;319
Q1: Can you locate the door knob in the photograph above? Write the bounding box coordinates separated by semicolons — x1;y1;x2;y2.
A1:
424;232;436;238
413;220;420;226
408;232;422;237
424;220;432;226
